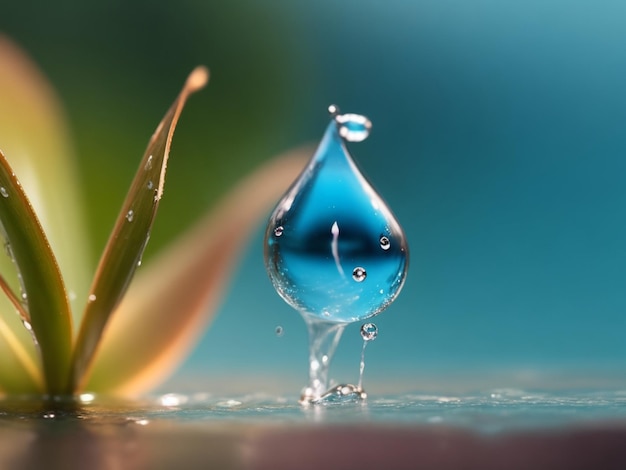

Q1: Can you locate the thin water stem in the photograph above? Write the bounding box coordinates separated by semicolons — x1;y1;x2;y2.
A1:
357;340;367;390
301;316;346;402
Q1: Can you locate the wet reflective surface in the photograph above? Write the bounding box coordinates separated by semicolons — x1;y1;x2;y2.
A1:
1;389;626;469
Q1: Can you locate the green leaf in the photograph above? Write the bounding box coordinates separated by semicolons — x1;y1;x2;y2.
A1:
0;150;73;395
70;67;209;392
0;35;92;325
83;148;309;395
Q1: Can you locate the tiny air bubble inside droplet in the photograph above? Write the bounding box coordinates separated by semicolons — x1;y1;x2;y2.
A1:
0;187;7;198
380;236;390;250
352;267;367;282
274;226;284;237
360;323;378;341
275;326;284;336
126;210;134;222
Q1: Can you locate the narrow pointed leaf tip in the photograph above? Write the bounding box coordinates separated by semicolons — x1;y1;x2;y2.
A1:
85;148;311;395
71;67;209;392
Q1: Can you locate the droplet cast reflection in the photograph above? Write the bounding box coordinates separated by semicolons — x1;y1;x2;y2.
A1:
264;105;408;404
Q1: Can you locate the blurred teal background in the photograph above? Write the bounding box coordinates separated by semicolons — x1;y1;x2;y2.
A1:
3;0;626;393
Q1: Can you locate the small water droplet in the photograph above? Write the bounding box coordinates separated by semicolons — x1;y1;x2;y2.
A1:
335;113;372;142
0;187;8;198
147;180;154;190
22;320;32;331
88;294;96;302
352;267;367;282
274;226;284;237
379;236;390;250
144;155;154;171
275;325;284;336
216;399;242;408
126;210;134;222
310;384;366;404
360;323;378;341
42;412;55;419
21;292;27;301
79;393;95;403
160;393;187;407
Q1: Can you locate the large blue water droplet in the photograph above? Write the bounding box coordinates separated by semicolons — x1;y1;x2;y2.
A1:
264;107;409;323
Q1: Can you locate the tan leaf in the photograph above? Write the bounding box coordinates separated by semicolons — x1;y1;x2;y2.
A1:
71;67;209;392
84;149;309;395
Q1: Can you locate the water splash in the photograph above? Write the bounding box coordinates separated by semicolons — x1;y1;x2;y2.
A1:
264;106;409;404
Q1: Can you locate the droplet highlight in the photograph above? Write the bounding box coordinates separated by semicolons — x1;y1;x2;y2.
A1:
126;210;134;222
144;155;154;171
0;187;7;198
274;226;284;237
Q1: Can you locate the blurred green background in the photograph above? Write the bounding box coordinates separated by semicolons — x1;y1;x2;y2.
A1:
3;0;626;393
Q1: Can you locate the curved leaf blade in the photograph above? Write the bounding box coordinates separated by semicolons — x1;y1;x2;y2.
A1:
0;35;92;324
70;67;209;392
84;149;309;395
0;150;72;395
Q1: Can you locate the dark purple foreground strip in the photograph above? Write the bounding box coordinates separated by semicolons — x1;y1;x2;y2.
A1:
246;424;626;470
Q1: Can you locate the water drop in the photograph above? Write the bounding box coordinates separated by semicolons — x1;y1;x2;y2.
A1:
335;112;372;142
274;226;284;237
126;210;134;222
79;393;95;403
275;325;284;336
379;236;390;250
144;155;154;171
22;320;32;331
352;267;367;282
0;187;7;198
147;180;154;190
264;106;408;403
265;107;408;323
360;322;378;341
88;294;96;302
